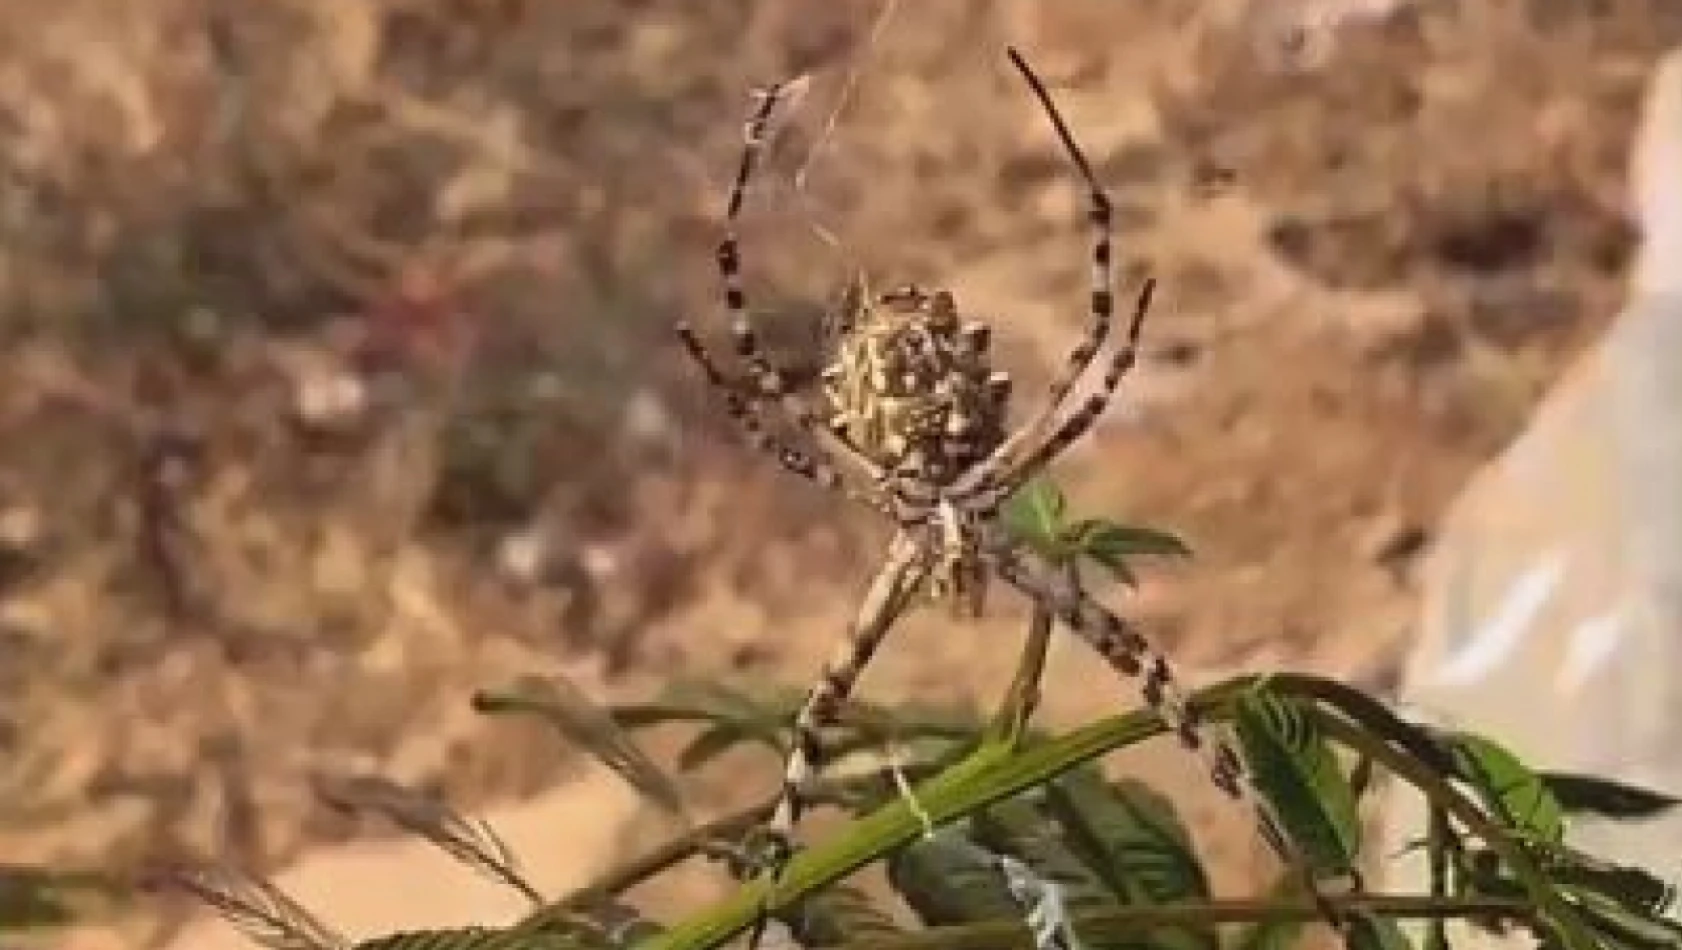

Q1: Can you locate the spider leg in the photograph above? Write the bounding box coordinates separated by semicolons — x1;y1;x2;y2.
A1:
746;529;930;949
963;278;1153;513
718;79;802;394
675;320;883;507
953;46;1123;497
704;78;892;491
988;540;1349;933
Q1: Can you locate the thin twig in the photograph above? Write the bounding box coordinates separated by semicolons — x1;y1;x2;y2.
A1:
825;894;1535;950
986;574;1059;749
555;798;778;913
607;700;978;746
547;760;950;917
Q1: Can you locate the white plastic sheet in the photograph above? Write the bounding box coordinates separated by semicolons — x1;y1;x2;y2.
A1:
1381;45;1682;941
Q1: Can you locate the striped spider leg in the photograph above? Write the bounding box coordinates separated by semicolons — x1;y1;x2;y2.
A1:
674;321;889;516
676;76;892;508
743;527;931;948
984;535;1339;908
948;46;1148;514
948;48;1135;504
948;50;1346;930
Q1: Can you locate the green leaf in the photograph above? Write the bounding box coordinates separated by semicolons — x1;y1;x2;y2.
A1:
311;773;541;906
1233;688;1361;877
1076;517;1197;561
887;825;1022;926
1053;520;1190;587
1257;676;1457;776
607;680;787;736
518;898;664;946
1041;770;1216;950
1568;886;1682;950
1044;768;1210;907
1081;544;1138;587
1456;846;1682;950
880;697;988;738
661;679;787;720
788;883;904;947
0;865;122;933
1447;733;1564;844
144;862;345;950
1345;913;1415;950
1227;874;1309;950
1538;771;1682;822
675;723;754;772
1559;861;1677;919
511;892;662;945
472;675;687;818
1002;477;1070;553
971;795;1123;947
1532;842;1677;918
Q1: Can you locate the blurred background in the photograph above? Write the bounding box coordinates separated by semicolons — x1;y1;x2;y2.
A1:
2;0;1680;946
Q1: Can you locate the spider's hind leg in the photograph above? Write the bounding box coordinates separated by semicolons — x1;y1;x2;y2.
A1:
746;531;930;945
988;541;1351;932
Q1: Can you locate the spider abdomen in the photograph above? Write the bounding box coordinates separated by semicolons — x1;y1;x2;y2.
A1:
820;283;1010;484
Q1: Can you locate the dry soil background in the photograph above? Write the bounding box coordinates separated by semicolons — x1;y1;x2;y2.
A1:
3;0;1681;945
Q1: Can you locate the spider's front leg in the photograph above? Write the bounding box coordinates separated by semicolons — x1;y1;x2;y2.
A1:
745;529;931;949
952;47;1143;501
675;323;897;522
688;73;891;507
955;277;1154;518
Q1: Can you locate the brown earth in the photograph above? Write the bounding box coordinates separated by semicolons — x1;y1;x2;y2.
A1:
3;0;1680;945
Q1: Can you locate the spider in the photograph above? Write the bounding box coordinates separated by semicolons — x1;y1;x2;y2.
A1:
676;46;1338;945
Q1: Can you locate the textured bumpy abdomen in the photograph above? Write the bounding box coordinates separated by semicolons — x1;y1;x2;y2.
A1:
819;283;1009;485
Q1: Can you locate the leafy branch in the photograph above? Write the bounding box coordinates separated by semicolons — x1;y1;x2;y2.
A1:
159;479;1682;950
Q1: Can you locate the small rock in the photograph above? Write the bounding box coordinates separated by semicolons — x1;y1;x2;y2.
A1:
293;370;369;433
496;526;549;585
1359;513;1428;575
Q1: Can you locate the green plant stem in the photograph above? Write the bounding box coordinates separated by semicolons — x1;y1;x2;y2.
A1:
985;586;1057;749
829;894;1534;950
550;798;778;914
636;684;1239;950
608;700;980;746
543;758;958;923
1425;806;1453;950
628;672;1600;950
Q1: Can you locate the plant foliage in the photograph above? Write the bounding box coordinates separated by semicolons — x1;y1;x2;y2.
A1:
159;482;1682;950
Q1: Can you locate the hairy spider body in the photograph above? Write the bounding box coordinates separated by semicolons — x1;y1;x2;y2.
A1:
818;281;1008;613
821;283;1008;481
675;47;1342;948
